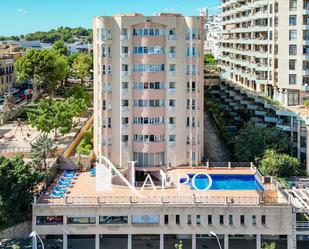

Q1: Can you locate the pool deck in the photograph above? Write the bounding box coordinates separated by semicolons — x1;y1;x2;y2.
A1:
37;167;284;205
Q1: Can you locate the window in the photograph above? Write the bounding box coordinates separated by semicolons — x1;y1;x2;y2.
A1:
187;215;192;225
208;215;212;225
121;135;129;143
122;82;129;89
67;216;96;224
133;28;165;36
289;30;297;40
169;135;176;142
36;216;63;225
289;60;296;70
252;215;256;225
196;215;201;225
289;74;297;85
288;92;299;106
169;82;176;90
164;215;169;224
289;0;297;11
261;215;266;225
133;152;165;166
229;215;233;225
289;45;297;55
133;46;164;54
176;215;180;225
240;215;245;225
220;215;224;225
99;216;128;224
289;15;297;26
133;64;165;72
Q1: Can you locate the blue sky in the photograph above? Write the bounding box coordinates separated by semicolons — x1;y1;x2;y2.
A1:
1;0;219;36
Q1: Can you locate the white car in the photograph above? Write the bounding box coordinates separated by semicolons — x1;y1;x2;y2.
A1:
11;88;19;94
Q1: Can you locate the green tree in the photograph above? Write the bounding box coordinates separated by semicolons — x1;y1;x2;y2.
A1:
233;122;290;162
12;244;21;249
30;133;56;171
71;52;93;83
175;241;183;249
45;53;69;97
66;85;91;105
52;39;68;56
14;49;69;100
204;53;217;65
67;52;79;67
262;242;276;249
27;98;87;138
0;156;42;229
259;149;301;177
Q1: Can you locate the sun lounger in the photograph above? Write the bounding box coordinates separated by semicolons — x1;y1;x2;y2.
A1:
51;190;65;198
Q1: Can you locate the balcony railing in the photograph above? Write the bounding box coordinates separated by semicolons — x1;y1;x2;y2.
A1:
296;221;309;231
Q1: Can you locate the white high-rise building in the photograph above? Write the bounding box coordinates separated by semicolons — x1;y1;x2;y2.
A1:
220;0;309;106
205;14;222;58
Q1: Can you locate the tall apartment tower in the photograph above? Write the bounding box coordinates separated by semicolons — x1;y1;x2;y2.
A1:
220;0;309;106
93;13;204;168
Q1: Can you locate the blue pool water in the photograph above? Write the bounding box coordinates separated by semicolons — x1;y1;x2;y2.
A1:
180;174;264;191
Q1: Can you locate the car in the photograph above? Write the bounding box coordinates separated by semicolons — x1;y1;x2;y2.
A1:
11;88;19;94
19;94;26;101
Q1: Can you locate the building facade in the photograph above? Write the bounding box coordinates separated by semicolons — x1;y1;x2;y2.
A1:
32;165;309;249
93;14;205;168
220;0;309;106
0;43;21;93
205;14;222;58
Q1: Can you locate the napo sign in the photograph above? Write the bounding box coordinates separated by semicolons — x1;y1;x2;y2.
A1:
96;156;213;197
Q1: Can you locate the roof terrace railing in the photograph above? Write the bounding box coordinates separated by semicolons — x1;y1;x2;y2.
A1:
35;195;291;206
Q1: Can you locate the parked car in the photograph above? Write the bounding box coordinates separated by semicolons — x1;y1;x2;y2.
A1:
11;88;19;94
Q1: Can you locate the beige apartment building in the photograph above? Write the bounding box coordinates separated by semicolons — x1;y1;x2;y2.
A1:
93;14;205;168
220;0;309;106
0;43;22;93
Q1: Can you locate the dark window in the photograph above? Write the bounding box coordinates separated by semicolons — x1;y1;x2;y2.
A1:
196;215;201;225
240;215;245;225
229;215;233;225
176;215;180;225
99;216;128;224
261;215;266;225
67;216;96;224
36;216;63;225
220;215;224;225
208;215;212;225
187;215;192;225
164;215;169;224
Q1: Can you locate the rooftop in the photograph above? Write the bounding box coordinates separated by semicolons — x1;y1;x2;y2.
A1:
36;165;290;207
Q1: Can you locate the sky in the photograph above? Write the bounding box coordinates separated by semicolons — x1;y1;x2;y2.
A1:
0;0;219;36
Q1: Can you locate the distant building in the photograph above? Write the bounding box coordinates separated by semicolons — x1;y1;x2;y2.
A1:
199;8;208;18
0;42;22;93
204;14;222;58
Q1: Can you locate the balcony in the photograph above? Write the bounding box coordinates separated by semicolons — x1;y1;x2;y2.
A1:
121;35;129;40
168;53;176;58
122;124;129;129
168;106;176;112
121;71;129;76
169;71;176;76
169;124;176;130
169;141;176;147
121;53;129;58
168;35;176;40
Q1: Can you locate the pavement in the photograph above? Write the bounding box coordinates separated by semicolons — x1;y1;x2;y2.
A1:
204;112;231;162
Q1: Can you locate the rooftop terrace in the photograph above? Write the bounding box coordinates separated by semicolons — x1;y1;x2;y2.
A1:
35;164;291;207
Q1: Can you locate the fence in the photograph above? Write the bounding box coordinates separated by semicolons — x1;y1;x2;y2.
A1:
36;195;290;206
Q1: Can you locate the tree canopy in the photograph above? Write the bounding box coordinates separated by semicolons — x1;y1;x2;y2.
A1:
14;49;69;100
52;39;68;56
0;27;92;43
204;53;217;65
0;156;42;229
27;97;87;137
233;122;290;162
71;52;93;83
259;149;301;177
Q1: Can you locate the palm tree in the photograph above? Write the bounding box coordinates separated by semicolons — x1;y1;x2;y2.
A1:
175;240;183;249
30;133;56;171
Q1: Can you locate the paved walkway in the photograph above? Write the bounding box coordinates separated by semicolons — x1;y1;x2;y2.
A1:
204;112;230;162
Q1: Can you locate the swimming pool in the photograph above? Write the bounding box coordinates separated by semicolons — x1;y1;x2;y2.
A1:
180;174;264;191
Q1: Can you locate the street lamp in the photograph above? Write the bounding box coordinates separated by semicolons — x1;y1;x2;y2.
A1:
29;231;45;249
210;231;223;249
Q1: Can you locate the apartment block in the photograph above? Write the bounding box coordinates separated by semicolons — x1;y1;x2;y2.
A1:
220;0;309;106
93;14;204;168
0;43;21;93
